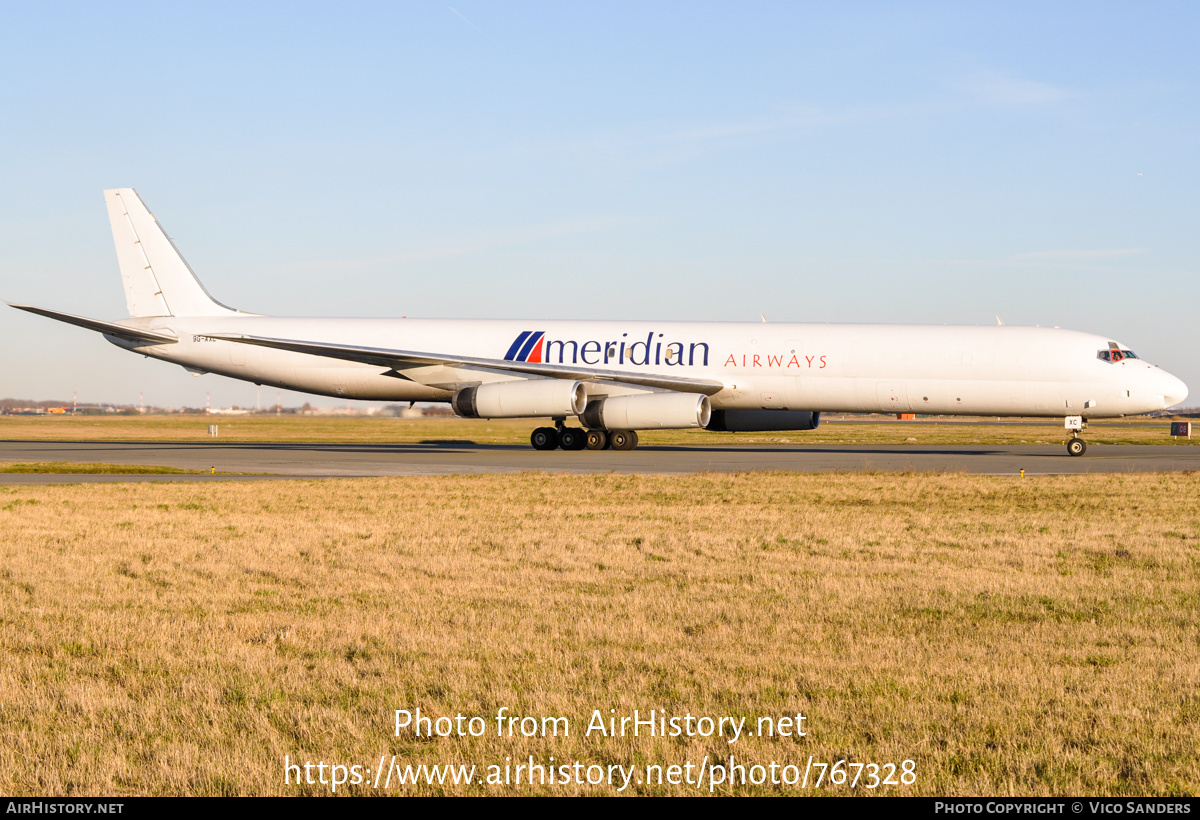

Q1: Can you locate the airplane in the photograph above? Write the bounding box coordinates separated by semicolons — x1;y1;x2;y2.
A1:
9;189;1189;456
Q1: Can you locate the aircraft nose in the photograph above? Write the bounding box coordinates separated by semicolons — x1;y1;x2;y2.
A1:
1158;369;1189;410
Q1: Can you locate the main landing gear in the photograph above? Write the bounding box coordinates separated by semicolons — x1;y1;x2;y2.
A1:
530;420;639;451
1064;415;1087;457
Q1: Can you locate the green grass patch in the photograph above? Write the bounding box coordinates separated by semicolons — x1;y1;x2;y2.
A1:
0;462;225;475
0;414;1195;447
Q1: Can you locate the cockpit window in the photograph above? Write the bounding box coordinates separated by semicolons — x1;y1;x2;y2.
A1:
1097;349;1138;363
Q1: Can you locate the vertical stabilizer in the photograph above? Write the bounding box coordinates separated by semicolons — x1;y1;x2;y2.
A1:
105;188;237;317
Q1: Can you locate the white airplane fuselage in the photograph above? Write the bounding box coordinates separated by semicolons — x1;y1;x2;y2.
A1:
11;188;1189;455
109;315;1186;419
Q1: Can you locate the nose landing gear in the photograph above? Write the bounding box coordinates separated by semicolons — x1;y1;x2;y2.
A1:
1065;415;1087;457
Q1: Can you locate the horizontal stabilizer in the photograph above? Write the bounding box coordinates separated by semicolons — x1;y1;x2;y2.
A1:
213;334;726;395
8;304;177;345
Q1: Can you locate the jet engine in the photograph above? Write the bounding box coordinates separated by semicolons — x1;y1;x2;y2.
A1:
452;380;586;419
705;409;820;432
581;393;711;430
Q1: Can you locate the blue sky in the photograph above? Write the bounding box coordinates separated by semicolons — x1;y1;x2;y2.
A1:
2;2;1197;407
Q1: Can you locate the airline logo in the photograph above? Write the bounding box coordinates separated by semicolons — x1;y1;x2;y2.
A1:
504;331;710;367
504;331;547;363
503;331;829;370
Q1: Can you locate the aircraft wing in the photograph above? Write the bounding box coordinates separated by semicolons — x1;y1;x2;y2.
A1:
213;333;726;395
9;304;178;345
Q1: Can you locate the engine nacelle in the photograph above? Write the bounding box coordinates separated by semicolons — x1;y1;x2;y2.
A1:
581;393;711;430
452;380;586;419
705;409;820;432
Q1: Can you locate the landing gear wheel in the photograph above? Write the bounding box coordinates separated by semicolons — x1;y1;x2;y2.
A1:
1066;438;1086;457
558;428;586;450
585;429;608;450
609;430;638;451
531;427;559;451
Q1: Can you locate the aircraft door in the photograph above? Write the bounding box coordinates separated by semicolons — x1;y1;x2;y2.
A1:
783;339;805;407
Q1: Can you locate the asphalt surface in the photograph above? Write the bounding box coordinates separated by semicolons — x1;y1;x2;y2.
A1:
1;440;1198;483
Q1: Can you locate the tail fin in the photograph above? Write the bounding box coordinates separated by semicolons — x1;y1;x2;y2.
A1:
105;188;238;317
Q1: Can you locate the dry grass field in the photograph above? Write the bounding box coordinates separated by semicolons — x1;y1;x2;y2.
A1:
0;413;1195;447
2;471;1198;795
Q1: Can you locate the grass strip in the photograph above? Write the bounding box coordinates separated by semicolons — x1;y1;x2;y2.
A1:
0;462;226;474
0;414;1195;446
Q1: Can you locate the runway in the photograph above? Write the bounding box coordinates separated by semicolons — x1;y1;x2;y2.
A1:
1;440;1197;483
